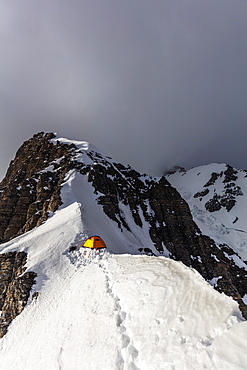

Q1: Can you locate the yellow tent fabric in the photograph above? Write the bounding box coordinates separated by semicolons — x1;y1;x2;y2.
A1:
82;236;106;249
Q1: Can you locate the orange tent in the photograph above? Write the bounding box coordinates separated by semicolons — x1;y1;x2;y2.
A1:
82;236;106;249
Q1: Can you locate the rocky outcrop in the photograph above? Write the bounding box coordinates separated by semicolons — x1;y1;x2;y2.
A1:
0;251;36;338
0;132;77;243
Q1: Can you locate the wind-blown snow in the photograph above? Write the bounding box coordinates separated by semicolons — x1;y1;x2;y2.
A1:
52;134;112;164
0;160;246;369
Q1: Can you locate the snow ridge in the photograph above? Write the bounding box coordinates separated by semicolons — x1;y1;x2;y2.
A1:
0;190;246;369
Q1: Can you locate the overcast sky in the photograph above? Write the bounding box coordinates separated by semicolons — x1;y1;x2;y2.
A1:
1;0;247;179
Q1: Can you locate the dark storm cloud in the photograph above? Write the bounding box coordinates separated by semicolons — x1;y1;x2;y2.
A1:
1;0;247;179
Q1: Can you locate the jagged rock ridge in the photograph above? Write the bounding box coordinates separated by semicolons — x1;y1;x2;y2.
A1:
0;132;83;243
0;132;247;337
0;251;36;338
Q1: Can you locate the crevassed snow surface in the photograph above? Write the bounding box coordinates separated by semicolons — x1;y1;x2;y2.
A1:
0;165;246;369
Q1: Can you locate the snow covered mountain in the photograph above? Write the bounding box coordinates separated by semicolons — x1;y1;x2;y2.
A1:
167;164;247;262
0;132;247;369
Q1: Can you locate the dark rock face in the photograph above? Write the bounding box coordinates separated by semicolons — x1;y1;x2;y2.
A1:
0;132;77;243
0;251;36;338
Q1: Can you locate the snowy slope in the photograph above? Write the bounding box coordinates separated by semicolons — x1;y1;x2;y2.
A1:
61;170;157;255
0;159;246;369
167;164;247;261
53;135;158;255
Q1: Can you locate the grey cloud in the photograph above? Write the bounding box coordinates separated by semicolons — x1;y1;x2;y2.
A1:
1;0;247;179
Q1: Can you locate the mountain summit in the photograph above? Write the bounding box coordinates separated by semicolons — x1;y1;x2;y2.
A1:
0;132;246;369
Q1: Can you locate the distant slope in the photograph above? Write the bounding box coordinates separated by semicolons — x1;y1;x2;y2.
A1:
167;163;247;261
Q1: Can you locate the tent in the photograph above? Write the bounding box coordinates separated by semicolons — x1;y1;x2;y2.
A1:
82;236;106;249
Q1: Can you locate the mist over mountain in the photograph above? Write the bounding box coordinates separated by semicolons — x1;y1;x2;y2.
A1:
1;0;247;181
0;132;246;369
